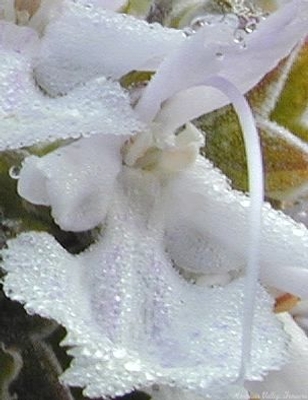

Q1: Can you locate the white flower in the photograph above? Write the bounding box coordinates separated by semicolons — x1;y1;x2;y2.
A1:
2;1;308;399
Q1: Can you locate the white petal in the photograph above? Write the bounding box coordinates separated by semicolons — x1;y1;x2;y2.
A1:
148;385;250;400
0;20;39;54
165;218;242;273
17;156;50;206
2;167;287;398
18;135;123;231
0;25;142;150
136;0;308;124
0;1;15;22
34;1;185;95
246;313;308;397
77;0;127;11
290;300;308;332
148;386;206;400
165;156;308;298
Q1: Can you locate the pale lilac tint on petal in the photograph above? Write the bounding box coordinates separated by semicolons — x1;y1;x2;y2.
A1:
246;313;308;397
34;1;185;96
18;135;124;231
0;21;39;54
0;42;142;150
165;157;308;298
136;23;226;122
136;0;308;123
2;168;286;398
154;87;225;135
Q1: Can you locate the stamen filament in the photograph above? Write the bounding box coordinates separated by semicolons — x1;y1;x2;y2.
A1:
204;76;264;382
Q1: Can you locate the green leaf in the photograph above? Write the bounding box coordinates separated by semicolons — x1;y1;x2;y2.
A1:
271;41;308;142
124;0;152;16
0;288;76;400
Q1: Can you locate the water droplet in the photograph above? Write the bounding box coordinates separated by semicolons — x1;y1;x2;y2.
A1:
223;13;239;29
113;348;127;359
9;165;21;179
261;12;270;21
293;228;305;237
124;360;141;372
240;41;247;50
183;27;194;37
190;16;206;30
233;29;245;44
244;20;257;34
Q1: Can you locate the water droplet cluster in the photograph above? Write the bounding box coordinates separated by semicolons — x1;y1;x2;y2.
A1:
188;0;266;48
1;167;289;397
9;164;21;179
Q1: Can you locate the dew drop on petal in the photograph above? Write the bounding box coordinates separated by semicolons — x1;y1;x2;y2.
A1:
113;348;127;359
233;28;245;44
190;13;222;30
183;27;194;36
244;20;257;33
216;52;224;60
190;15;207;30
124;361;141;372
9;165;21;179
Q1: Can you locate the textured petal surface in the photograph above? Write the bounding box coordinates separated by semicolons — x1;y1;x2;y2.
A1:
18;135;123;231
2;167;286;398
0;0;16;22
34;1;185;95
246;313;308;398
165;217;242;274
0;20;39;53
165;156;308;298
136;0;308;125
77;0;127;11
0;24;143;150
148;384;250;400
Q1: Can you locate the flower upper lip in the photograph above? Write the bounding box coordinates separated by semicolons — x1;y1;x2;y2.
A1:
0;0;307;150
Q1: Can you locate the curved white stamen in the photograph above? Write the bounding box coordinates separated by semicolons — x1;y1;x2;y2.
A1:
158;76;263;381
204;76;264;382
148;74;263;379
